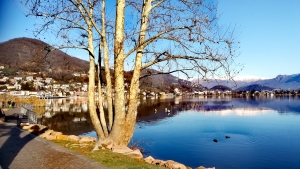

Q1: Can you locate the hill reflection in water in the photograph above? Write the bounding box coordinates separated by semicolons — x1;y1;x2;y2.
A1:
37;96;300;135
136;96;300;124
37;97;93;135
134;96;300;169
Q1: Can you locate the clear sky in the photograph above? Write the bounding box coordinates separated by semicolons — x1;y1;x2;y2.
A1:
1;0;300;80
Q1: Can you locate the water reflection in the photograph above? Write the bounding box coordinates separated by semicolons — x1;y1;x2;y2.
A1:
136;96;300;124
37;97;93;135
35;96;300;135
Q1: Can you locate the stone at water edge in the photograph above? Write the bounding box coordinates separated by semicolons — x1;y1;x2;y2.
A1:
105;142;113;150
164;160;187;169
56;135;69;140
79;136;96;143
112;145;133;154
151;159;166;166
144;156;155;164
20;122;30;126
196;167;206;169
45;134;56;140
123;149;143;159
67;135;80;142
22;124;35;130
196;166;216;169
39;129;54;138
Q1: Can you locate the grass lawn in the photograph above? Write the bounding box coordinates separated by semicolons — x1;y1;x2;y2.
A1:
52;140;165;169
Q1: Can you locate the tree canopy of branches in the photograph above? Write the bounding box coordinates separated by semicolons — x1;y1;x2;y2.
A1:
22;0;242;147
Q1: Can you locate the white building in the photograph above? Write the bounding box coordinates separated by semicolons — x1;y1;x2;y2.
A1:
26;76;34;81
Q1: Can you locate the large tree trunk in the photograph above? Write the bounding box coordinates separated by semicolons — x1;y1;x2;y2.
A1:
97;42;108;137
103;0;129;146
125;0;152;143
101;0;114;130
86;18;105;140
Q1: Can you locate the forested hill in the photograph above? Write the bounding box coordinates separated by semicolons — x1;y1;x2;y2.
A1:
0;37;89;80
0;37;204;92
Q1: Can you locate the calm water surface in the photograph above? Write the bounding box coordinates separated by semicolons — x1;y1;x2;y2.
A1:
133;96;300;169
42;96;300;169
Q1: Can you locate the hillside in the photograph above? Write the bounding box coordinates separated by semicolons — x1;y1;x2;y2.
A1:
0;37;89;81
139;69;205;93
0;38;205;92
236;84;274;91
254;74;300;90
210;85;232;91
191;78;260;89
192;74;300;90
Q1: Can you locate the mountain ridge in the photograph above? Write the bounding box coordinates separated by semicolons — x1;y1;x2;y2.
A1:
192;74;300;90
0;37;89;81
0;37;204;92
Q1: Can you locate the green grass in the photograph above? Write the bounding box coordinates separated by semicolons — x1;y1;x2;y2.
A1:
52;140;165;169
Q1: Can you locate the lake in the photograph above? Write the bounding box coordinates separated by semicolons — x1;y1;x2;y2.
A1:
40;96;300;169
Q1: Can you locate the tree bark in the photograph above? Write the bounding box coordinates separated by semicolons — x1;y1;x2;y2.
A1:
86;17;105;140
101;0;114;130
105;0;128;146
126;0;152;144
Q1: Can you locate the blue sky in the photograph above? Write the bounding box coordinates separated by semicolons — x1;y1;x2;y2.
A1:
1;0;299;80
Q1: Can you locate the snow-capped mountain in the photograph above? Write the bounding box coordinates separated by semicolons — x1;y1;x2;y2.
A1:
253;74;300;90
192;74;300;90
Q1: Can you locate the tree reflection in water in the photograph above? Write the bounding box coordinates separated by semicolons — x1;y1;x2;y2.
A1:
35;96;300;135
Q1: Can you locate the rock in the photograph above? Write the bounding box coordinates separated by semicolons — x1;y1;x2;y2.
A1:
112;145;133;154
164;160;187;169
28;124;41;133
213;139;218;142
45;134;56;140
196;166;206;169
100;142;114;150
39;129;53;138
123;149;143;159
56;135;69;140
68;135;79;142
38;125;48;132
20;123;30;126
39;130;62;140
196;166;215;169
144;156;155;164
79;136;96;143
51;131;63;138
22;124;34;130
152;159;166;166
105;142;113;150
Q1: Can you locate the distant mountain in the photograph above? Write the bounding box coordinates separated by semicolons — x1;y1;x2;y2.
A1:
191;78;259;89
0;37;89;81
210;85;232;91
192;74;300;90
140;69;205;92
253;74;300;90
236;84;274;91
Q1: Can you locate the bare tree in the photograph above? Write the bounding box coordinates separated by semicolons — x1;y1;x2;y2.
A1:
22;0;242;147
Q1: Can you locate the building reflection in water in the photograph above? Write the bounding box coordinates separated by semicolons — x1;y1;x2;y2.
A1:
35;96;300;135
